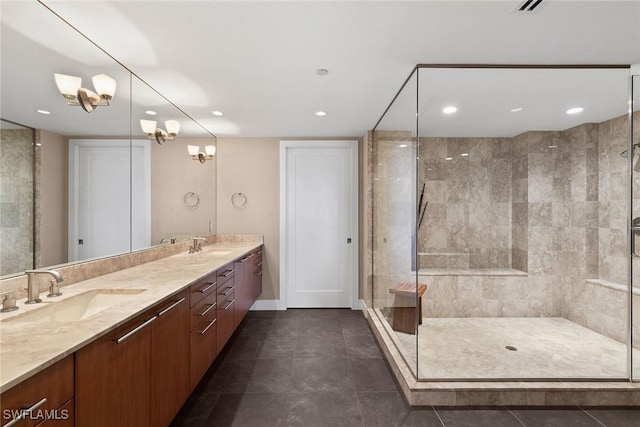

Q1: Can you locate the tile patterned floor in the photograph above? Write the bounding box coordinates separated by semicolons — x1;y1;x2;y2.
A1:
170;309;640;427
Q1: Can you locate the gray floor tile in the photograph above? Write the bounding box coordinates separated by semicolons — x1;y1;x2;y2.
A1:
581;407;640;427
358;391;442;427
292;357;356;392
172;391;220;427
510;407;604;427
221;358;257;393
286;391;362;424
294;334;348;358
205;393;292;426
344;333;384;358
350;358;399;391
341;317;374;336
243;358;296;393
435;407;522;427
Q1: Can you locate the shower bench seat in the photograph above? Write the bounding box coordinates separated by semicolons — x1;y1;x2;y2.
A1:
389;282;427;334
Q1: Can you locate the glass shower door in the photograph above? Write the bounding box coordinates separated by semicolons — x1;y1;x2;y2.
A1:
632;73;639;381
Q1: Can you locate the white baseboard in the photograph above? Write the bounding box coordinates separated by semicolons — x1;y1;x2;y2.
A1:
250;299;366;311
250;299;285;311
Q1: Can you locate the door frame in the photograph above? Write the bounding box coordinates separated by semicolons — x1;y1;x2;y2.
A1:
68;139;151;262
279;140;359;310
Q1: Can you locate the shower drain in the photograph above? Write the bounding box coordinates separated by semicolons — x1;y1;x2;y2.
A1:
505;346;518;351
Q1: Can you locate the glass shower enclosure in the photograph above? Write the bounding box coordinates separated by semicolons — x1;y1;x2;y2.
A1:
371;65;639;382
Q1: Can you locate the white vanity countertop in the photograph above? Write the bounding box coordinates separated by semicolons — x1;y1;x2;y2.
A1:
0;241;262;393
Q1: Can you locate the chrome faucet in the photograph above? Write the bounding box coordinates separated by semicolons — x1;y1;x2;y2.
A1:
24;270;64;304
189;237;206;254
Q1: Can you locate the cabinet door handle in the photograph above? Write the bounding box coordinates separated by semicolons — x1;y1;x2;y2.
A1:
198;318;217;335
220;286;234;296
5;397;47;427
158;297;186;316
257;250;263;255
197;302;216;317
223;300;235;311
239;254;253;263
198;282;216;294
257;261;263;267
257;271;263;276
221;269;233;277
115;316;157;344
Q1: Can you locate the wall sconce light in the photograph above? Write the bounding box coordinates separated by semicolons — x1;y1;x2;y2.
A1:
188;145;216;163
54;73;116;113
140;119;180;144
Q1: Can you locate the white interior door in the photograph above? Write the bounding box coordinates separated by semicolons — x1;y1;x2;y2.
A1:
69;139;150;261
282;141;358;308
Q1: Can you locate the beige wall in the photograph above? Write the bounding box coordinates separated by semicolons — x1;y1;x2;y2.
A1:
216;138;280;300
151;137;217;244
217;137;365;304
37;130;68;267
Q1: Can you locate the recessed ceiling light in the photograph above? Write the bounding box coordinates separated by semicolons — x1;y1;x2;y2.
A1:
566;106;584;115
510;108;523;113
316;111;327;117
36;109;51;115
212;111;224;116
145;110;157;116
445;157;453;161
442;106;457;114
316;69;329;76
398;144;408;148
461;153;469;157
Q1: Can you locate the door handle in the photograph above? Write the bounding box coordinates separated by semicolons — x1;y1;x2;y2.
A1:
632;217;640;257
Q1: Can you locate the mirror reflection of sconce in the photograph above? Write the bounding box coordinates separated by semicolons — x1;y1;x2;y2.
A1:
188;145;216;164
54;73;116;113
140;119;180;144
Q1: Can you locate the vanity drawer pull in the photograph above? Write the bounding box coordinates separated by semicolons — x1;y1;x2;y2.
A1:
221;269;234;277
197;302;216;317
115;316;157;344
198;318;217;335
257;250;263;255
220;286;234;296
257;271;263;276
257;261;263;267
4;397;47;427
158;297;186;316
223;300;235;311
197;282;216;294
239;254;253;263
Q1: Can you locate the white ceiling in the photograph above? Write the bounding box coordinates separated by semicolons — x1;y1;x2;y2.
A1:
2;1;640;138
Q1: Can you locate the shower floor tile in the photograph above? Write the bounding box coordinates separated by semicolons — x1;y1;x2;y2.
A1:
393;317;638;379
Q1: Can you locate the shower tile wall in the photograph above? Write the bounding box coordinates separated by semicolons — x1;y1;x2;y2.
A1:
418;137;512;269
0;128;33;276
372;131;416;310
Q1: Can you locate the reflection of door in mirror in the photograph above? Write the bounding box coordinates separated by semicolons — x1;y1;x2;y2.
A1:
0;120;34;276
68;140;151;262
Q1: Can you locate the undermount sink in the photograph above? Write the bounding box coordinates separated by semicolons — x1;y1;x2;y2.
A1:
4;288;147;323
210;250;232;256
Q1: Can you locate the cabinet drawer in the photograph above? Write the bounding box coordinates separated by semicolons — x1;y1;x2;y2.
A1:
190;291;217;332
1;356;73;427
217;281;235;306
216;263;235;287
190;273;217;308
35;398;73;427
189;317;218;391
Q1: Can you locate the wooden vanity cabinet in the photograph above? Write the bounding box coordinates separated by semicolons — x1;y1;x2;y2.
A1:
150;290;190;427
234;253;254;328
252;246;263;300
216;264;235;350
0;355;74;427
189;280;218;391
76;290;190;427
75;311;154;427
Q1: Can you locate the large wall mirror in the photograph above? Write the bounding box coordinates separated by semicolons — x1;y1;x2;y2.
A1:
0;1;216;278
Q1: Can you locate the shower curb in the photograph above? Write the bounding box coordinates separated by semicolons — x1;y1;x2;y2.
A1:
364;308;640;406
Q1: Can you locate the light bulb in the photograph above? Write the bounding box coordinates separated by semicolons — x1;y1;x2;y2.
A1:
92;74;116;99
188;145;200;156
205;145;216;156
140;119;157;134
165;120;180;135
54;73;81;98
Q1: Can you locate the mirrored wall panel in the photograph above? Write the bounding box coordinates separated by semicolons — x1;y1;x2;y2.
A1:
0;1;217;278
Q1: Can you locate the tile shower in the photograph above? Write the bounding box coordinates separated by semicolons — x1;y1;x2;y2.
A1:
369;66;640;383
